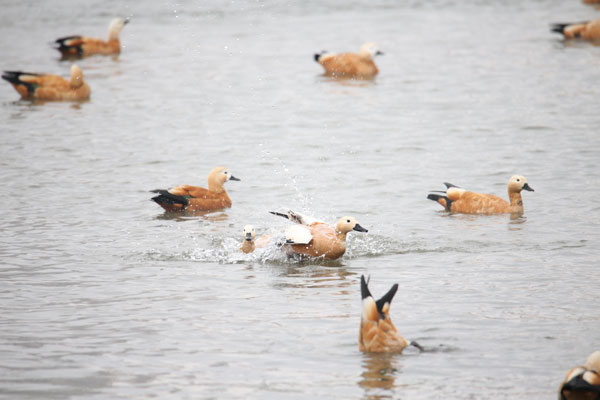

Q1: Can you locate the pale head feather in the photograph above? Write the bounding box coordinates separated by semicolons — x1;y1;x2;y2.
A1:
359;42;380;58
108;17;128;40
507;175;529;193
336;216;360;234
243;225;256;241
70;64;84;88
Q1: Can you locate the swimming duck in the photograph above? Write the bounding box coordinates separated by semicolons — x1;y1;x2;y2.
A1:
240;225;272;253
551;20;600;41
314;42;382;79
559;351;600;400
359;275;423;353
55;17;129;58
270;210;367;260
2;64;90;101
427;175;534;215
151;167;239;212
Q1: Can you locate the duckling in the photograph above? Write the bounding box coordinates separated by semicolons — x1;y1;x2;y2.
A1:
551;20;600;41
151;167;240;212
314;42;383;79
2;64;90;101
270;211;367;260
559;351;600;400
359;275;423;353
55;17;129;58
427;175;534;215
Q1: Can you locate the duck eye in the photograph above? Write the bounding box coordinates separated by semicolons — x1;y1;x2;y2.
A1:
516;179;520;182
347;219;351;223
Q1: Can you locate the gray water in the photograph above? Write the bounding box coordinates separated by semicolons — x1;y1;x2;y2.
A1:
1;0;599;399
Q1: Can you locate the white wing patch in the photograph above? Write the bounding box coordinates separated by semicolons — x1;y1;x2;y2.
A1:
285;225;312;244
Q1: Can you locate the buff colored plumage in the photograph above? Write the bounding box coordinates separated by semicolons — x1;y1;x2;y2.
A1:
55;18;129;58
151;167;240;212
551;20;600;41
559;351;600;400
314;42;383;79
270;211;367;260
359;275;423;353
427;175;534;215
240;225;271;253
2;64;90;101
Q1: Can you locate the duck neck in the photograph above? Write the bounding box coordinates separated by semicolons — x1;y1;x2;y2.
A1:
336;230;348;242
241;240;255;253
509;190;524;211
208;180;225;193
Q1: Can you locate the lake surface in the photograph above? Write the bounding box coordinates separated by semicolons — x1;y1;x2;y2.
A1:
1;0;599;398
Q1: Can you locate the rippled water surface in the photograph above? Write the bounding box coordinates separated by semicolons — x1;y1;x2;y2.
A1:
1;0;599;399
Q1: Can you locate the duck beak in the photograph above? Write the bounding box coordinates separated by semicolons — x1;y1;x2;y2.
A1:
229;175;240;181
375;50;384;56
353;224;368;233
522;183;534;192
245;232;252;241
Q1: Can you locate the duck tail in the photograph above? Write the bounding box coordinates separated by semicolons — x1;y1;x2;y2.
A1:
54;36;84;56
427;193;452;211
150;189;188;210
550;23;570;34
2;71;39;94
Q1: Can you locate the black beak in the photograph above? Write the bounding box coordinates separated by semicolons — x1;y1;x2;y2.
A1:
353;224;368;233
375;51;384;56
522;183;534;192
245;233;252;241
124;18;130;25
229;175;240;181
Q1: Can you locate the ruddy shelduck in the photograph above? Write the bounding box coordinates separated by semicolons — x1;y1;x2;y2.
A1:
359;275;423;353
559;351;600;400
151;167;240;212
240;225;271;253
2;64;90;101
551;20;600;41
314;42;383;79
427;175;534;215
270;210;367;260
55;17;129;58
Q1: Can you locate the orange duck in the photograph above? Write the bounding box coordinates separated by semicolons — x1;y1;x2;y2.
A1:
559;351;600;400
2;64;90;101
551;20;600;41
55;17;129;58
240;225;272;253
427;175;534;215
270;210;367;260
314;42;382;79
359;275;423;353
151;167;240;212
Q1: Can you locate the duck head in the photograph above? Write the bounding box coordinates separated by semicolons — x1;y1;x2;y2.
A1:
508;175;534;193
359;42;383;59
108;17;129;40
70;64;84;89
243;225;256;242
336;216;368;235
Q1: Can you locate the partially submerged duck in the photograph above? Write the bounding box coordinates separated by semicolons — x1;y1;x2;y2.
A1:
359;275;423;353
551;20;600;41
559;351;600;400
240;225;271;253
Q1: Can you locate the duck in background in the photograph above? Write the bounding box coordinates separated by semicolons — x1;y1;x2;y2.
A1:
427;175;534;215
55;17;129;58
151;167;240;212
314;42;383;79
551;20;600;41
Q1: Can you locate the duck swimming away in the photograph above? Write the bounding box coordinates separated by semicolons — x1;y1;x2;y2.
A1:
427;175;534;215
270;211;367;260
359;275;423;353
551;20;600;41
2;64;90;101
314;42;383;79
151;167;239;212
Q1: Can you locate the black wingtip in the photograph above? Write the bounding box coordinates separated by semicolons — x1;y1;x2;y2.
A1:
269;211;289;219
375;283;398;315
443;182;459;189
360;275;373;300
427;193;441;202
550;23;569;34
150;190;188;206
314;53;321;62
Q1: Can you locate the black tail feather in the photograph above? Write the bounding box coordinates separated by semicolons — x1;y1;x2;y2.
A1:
443;182;460;189
550;21;588;34
375;284;398;317
427;194;453;211
314;50;327;62
360;275;372;300
150;189;188;207
54;35;83;56
2;71;40;94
